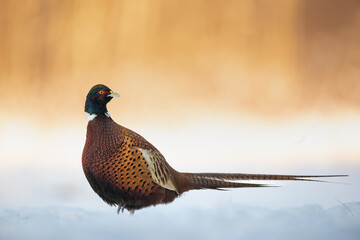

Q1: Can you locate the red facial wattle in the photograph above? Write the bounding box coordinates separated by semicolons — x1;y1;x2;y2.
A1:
96;89;109;98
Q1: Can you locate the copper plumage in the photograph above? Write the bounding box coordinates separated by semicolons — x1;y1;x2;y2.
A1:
82;84;346;213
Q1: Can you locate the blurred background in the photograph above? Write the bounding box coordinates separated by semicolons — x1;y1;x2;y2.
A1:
0;0;359;239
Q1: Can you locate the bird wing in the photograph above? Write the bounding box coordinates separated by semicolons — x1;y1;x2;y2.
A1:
138;148;178;193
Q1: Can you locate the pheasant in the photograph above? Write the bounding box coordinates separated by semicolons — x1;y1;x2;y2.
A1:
82;84;346;213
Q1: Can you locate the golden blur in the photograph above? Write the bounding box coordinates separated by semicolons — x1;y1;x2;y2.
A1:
0;0;360;169
1;0;359;123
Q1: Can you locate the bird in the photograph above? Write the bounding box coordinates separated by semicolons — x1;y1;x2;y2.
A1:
82;84;346;213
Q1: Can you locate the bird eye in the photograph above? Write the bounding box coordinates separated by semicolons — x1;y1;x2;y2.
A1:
96;89;108;97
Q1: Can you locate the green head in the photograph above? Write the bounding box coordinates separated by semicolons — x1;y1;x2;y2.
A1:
85;84;119;117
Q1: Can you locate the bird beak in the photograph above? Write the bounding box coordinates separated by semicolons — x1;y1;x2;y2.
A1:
108;90;120;98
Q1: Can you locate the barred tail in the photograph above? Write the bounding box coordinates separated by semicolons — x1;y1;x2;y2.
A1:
178;172;347;193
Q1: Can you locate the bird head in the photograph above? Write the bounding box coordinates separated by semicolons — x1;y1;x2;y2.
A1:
84;84;119;117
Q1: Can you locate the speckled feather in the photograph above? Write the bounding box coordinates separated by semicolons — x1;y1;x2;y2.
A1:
82;115;346;212
82;115;182;211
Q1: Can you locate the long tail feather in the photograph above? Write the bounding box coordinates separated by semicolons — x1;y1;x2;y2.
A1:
179;172;347;192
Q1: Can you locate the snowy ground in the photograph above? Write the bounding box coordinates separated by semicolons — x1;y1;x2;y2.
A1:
1;202;359;240
0;167;359;240
1;117;359;239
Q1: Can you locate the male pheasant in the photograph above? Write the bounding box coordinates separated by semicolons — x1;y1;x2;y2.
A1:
82;84;346;213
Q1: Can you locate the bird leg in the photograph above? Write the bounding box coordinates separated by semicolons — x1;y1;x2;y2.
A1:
117;203;125;214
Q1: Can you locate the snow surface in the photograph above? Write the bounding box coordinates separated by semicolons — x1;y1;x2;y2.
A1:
1;202;359;240
0;165;358;240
